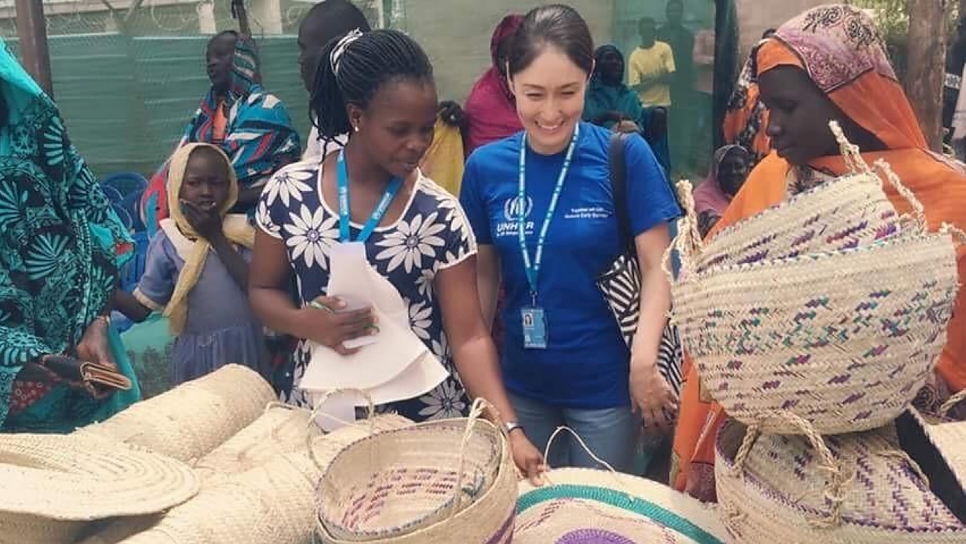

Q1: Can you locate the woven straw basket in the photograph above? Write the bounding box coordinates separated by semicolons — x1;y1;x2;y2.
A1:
77;364;276;462
515;468;731;544
314;399;516;544
0;433;199;544
692;122;908;273
716;418;966;543
77;413;414;544
895;392;966;523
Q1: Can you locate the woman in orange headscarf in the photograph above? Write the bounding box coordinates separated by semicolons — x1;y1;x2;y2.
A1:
670;4;966;502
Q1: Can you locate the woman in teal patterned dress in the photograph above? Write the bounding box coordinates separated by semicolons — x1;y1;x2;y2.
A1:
0;39;140;432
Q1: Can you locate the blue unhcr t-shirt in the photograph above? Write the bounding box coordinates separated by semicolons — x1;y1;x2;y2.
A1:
460;122;680;409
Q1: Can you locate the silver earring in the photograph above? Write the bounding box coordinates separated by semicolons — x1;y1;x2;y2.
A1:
353;125;359;133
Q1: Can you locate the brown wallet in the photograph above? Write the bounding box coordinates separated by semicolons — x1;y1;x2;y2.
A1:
43;355;133;392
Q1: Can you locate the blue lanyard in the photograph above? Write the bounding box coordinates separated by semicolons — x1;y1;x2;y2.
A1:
518;125;579;303
336;149;403;243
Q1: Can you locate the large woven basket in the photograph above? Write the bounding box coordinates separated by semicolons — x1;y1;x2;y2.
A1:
77;365;276;462
716;418;966;543
693;122;906;273
515;468;731;544
77;414;415;544
314;399;516;544
0;433;199;544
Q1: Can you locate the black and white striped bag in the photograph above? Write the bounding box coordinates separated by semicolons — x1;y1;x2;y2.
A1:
596;133;683;398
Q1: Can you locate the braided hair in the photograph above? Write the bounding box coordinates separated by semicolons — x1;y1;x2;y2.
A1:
310;29;434;145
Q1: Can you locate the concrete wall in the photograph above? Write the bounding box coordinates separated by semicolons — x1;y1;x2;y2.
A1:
402;0;616;104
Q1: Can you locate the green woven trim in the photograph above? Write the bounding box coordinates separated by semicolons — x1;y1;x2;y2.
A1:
517;484;724;544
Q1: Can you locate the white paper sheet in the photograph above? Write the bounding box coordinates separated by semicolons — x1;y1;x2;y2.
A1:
299;242;447;406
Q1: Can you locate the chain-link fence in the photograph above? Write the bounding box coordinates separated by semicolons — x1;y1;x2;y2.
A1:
2;0;719;179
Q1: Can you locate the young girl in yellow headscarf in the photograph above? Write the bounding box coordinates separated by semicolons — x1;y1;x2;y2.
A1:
116;143;269;384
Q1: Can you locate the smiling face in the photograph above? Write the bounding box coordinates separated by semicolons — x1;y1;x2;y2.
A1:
510;46;589;155
717;150;751;196
349;78;438;179
179;148;231;212
206;34;236;95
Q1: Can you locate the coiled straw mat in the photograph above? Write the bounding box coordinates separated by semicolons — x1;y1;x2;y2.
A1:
76;364;276;462
0;433;199;544
514;428;730;544
716;418;966;544
668;127;962;437
694;122;906;273
77;412;415;544
314;396;516;544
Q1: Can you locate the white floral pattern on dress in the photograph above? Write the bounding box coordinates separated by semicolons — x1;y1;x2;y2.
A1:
417;379;468;420
284;204;339;269
256;162;475;422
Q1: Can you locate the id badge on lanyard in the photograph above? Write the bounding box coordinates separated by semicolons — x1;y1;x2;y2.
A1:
517;125;578;350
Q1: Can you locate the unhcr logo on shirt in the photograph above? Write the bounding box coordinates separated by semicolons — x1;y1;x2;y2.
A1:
496;196;535;237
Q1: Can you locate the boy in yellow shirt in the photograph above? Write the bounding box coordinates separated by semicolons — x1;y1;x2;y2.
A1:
628;17;676;108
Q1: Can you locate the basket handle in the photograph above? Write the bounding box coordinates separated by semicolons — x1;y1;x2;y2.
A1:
872;159;929;229
663;180;703;280
828;120;872;176
940;387;966;418
732;411;851;529
538;426;636;503
448;397;508;515
307;388;376;471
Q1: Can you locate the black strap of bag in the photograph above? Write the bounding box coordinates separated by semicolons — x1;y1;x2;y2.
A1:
607;132;635;255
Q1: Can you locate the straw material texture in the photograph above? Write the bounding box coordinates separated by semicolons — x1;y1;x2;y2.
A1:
77;365;276;462
716;419;966;543
696;169;902;273
672;226;959;435
315;406;516;544
516;468;730;544
77;414;414;544
196;406;412;484
0;433;199;544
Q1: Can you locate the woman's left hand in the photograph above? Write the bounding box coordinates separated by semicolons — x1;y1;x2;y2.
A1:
509;430;547;486
629;360;678;431
75;317;116;370
181;200;223;241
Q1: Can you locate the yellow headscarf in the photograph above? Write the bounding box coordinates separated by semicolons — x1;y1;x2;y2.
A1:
159;143;255;334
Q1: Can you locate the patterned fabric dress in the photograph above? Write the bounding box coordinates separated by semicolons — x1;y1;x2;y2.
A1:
0;38;138;432
256;162;474;421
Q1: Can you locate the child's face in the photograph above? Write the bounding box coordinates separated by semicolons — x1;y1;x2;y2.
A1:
179;151;230;212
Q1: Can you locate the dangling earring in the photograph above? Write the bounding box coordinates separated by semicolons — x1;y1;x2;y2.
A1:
353;125;360;133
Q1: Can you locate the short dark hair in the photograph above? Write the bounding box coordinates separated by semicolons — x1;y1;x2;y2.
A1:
639;16;656;29
507;4;595;78
299;0;372;49
207;30;238;49
310;29;434;141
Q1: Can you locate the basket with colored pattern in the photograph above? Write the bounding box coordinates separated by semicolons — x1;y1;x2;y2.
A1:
688;121;910;274
515;468;731;544
716;418;966;543
314;398;516;544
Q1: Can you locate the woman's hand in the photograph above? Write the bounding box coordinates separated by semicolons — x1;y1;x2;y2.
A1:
438;101;466;128
181;200;223;241
509;430;547;486
302;296;377;356
75;317;116;370
614;120;642;134
629;360;678;432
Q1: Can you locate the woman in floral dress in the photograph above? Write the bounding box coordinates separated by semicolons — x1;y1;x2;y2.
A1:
250;29;544;478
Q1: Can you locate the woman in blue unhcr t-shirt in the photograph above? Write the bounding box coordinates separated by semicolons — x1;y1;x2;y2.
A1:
460;4;682;474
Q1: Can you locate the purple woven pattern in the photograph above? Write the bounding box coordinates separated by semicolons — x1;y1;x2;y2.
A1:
673;231;959;434
745;426;961;530
514;499;682;543
697;171;900;273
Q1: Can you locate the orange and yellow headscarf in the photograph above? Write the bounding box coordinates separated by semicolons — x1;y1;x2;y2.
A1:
159;143;255;334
